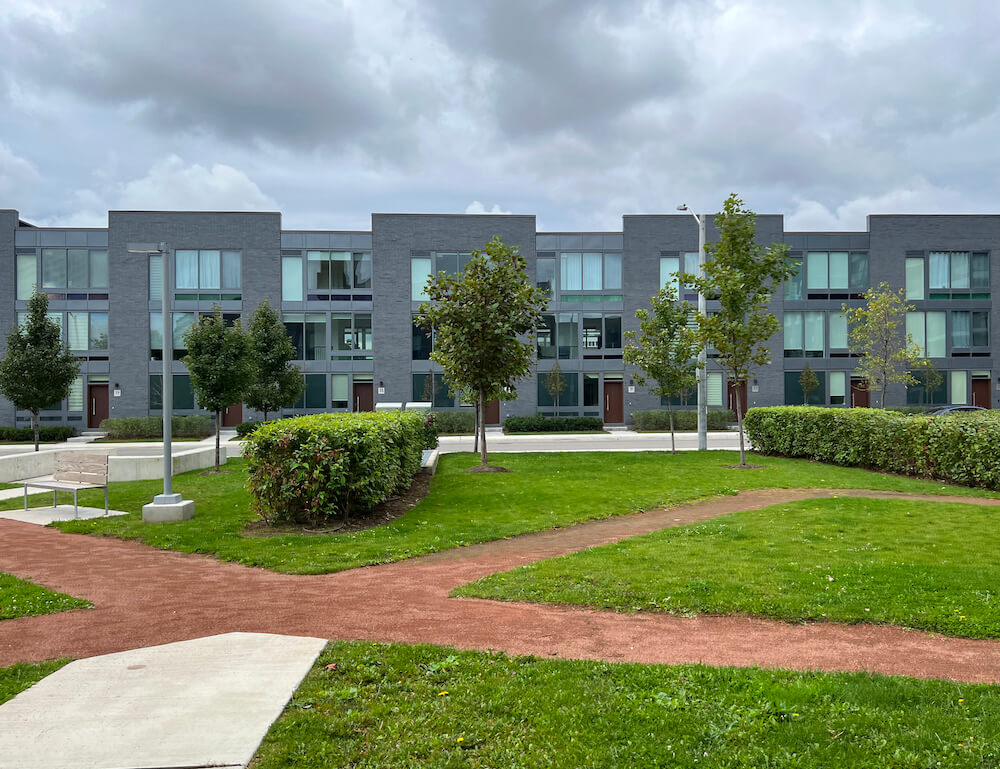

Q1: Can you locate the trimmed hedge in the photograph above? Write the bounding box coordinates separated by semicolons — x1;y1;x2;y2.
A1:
429;410;476;434
0;426;75;442
504;415;604;432
243;411;427;525
99;415;214;439
744;406;1000;489
632;409;735;431
236;420;268;438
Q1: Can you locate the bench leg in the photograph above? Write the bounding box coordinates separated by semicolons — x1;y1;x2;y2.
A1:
104;485;109;516
53;490;57;509
74;489;79;519
23;484;27;511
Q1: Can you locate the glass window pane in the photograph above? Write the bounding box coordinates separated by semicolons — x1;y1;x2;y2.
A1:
412;317;432;360
150;312;163;352
175;250;198;289
582;252;602;290
173;374;195;410
301;374;324;408
582;314;602;349
906;312;925;357
927;312;946;357
331;314;352;352
557;313;578;359
536;258;555;296
353;252;372;289
89;312;108;350
67;312;88;349
90;250;108;289
148;254;162;301
684;251;699;279
354;313;373;350
848;252;868;290
330;374;348;408
805;312;824;354
905;258;924;300
560;253;582;291
828;252;848;289
784;312;803;353
971;252;990;288
17;253;36;299
281;257;303;301
829;312;848;348
173;312;195;353
431;374;452;408
331;251;351;290
67;249;89;288
707;373;723;406
283;316;304;359
199;250;220;289
68;377;84;412
537;315;556;359
783;256;802;300
307;251;330;290
411;257;431;300
929;252;949;288
605;315;622;349
604;253;622;290
435;252;459;277
806;252;828;290
305;314;325;360
42;249;66;288
972;311;989;347
951;311;971;348
222;251;241;289
660;257;680;295
149;375;163;410
829;371;846;400
951;252;970;289
583;374;599;407
951;370;968;405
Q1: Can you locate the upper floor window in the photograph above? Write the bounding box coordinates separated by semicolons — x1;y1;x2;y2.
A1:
559;252;622;291
18;311;108;351
17;248;109;300
659;253;699;297
410;252;473;300
173;250;241;299
784;251;867;299
150;311;239;360
281;312;373;361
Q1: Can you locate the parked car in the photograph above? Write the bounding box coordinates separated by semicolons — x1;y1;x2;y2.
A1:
924;405;987;416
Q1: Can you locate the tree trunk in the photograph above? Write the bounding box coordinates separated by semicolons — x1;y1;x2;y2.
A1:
667;402;676;454
479;389;488;467
215;410;221;471
736;383;746;467
31;410;39;452
881;380;887;410
263;409;269;423
474;401;480;455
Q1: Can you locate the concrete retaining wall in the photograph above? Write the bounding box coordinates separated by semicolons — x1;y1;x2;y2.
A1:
0;445;225;483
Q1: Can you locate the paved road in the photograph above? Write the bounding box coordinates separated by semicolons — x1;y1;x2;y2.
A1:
439;430;747;453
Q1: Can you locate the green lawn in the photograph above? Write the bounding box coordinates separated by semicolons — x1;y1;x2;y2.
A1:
0;659;70;705
457;497;1000;639
253;641;1000;768
38;451;998;575
0;573;91;620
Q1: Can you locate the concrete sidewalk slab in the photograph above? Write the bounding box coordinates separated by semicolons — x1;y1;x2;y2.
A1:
0;632;327;769
0;505;127;525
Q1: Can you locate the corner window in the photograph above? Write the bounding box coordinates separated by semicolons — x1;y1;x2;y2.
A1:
925;251;989;298
173;250;241;299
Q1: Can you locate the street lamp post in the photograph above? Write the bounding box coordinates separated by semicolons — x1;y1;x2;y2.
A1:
127;242;194;521
677;205;708;451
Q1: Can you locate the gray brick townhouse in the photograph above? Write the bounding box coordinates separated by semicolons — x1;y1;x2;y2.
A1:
0;208;997;429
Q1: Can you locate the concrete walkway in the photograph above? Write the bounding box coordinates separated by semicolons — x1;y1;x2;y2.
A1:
0;504;128;525
0;632;326;769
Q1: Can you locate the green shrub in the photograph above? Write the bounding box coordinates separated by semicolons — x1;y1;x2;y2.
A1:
632;409;735;431
243;411;426;525
504;415;604;432
236;420;266;438
886;405;933;415
429;409;476;434
0;426;75;442
99;415;213;439
744;406;1000;489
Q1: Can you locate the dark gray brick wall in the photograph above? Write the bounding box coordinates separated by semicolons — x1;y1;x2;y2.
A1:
0;211;17;424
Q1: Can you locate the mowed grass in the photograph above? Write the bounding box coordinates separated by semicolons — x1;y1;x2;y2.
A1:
0;659;70;705
253;641;1000;768
457;497;1000;639
0;573;90;620
31;451;999;575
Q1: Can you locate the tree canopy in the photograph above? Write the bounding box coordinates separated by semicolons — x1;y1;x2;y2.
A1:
244;300;304;421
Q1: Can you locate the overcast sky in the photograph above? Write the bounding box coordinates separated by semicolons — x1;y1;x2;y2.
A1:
1;0;998;232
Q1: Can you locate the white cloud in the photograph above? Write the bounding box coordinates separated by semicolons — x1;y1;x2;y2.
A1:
465;200;512;215
0;142;41;204
117;156;278;211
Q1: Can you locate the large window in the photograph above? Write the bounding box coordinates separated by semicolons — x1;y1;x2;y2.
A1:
18;248;109;299
659;253;699;296
18;311;108;351
559;252;622;294
281;312;373;361
581;314;622;351
150;312;239;360
906;310;988;356
783;311;825;357
951;310;989;350
908;251;990;299
410;252;472;300
537;371;580;408
785;251;867;298
784;370;827;405
412;373;454;408
412;316;433;360
173;250;241;299
906;312;947;358
537;313;579;359
149;374;196;410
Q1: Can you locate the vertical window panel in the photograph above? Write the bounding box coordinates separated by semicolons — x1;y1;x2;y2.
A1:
951;370;968;405
67;249;89;288
927;312;946;358
972;311;989;347
67;312;88;350
175;251;198;289
684;252;699;279
307;251;330;290
971;252;990;288
305;313;326;360
221;251;241;289
281;257;303;301
412;317;432;360
536;258;555;296
582;314;602;349
411;257;431;300
604;252;622;290
707;373;723;406
17;254;36;299
150;313;163;354
783;256;802;300
950;252;970;289
929;252;949;288
848;252;868;290
557;313;578;359
659;257;680;295
329;374;348;408
537;315;556;359
582;252;602;290
90;250;109;289
89;312;108;350
906;312;926;357
561;252;582;291
149;254;162;301
804;312;824;355
331;251;351;289
829;312;848;349
68;378;84;412
331;313;352;353
783;312;803;355
199;250;221;289
905;257;924;300
42;249;66;288
353;252;372;289
605;315;622;349
829;371;846;404
583;374;600;408
951;311;971;348
828;252;849;289
354;313;373;350
806;252;828;289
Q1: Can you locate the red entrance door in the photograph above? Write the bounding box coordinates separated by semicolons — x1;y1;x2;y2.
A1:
603;381;624;423
851;379;870;408
222;403;242;427
88;384;109;428
485;399;500;425
973;378;991;409
354;382;374;412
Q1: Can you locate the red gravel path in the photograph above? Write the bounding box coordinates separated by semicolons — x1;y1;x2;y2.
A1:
3;488;1000;682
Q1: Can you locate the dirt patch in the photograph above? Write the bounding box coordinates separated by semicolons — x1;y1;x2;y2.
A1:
724;464;765;470
199;469;233;476
466;465;512;474
241;472;432;538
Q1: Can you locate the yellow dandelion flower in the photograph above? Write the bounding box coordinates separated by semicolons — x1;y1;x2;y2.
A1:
438;691;449;696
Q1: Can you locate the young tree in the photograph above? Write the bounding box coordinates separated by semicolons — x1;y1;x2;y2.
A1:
183;309;254;470
544;359;566;412
244;300;304;422
0;292;80;451
417;235;548;468
623;284;701;453
917;359;943;405
421;372;441;404
799;364;819;405
682;194;793;467
843;283;921;408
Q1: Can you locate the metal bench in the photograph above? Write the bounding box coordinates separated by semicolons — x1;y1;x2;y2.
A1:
23;452;109;518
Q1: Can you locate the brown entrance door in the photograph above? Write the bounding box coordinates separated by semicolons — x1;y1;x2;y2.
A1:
354;382;374;412
603;381;623;423
88;384;109;428
973;378;991;409
485;399;500;425
222;403;243;427
728;381;747;416
851;378;870;408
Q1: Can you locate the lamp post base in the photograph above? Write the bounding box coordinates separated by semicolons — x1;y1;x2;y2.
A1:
142;498;195;523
